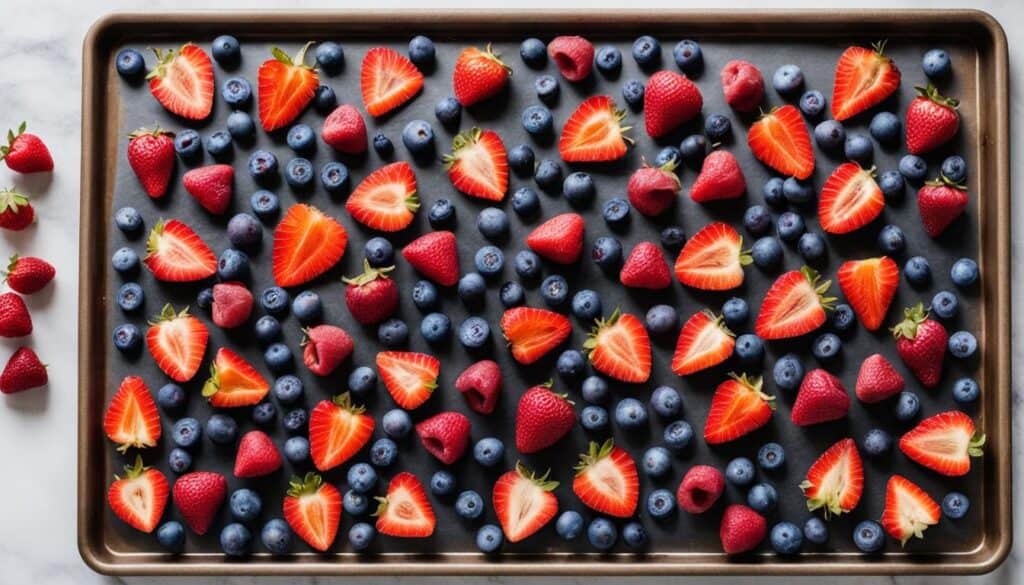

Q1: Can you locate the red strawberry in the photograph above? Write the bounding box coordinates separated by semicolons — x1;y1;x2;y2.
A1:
791;369;851;426
627;161;680;216
0;188;34;231
302;324;354;376
173;471;226;535
346;162;419;232
0;292;32;337
917;176;968;237
906;84;959;154
831;42;901;121
818;163;884;234
416;411;472;464
547;36;594;82
690;150;746;202
837;256;899;331
526;213;584;264
272;203;348;288
800;438;863;517
402;230;459;286
146;44;214;120
900;410;984;476
361;47;424;117
343;262;398;325
452;45;511;106
202;347;270;408
747;105;814;179
144;219;216;282
559;95;631;163
500;307;572;365
515;382;575;453
103;376;161;451
1;123;53;173
674;222;751;291
755;267;836;340
375;472;435;538
584;308;651;383
146;304;209;382
0;347;46;394
321;104;367;154
719;504;766;554
572;439;639;518
127;126;175;198
493;463;559;542
855;353;904;403
376;351;439;409
671;310;735;375
644;70;703;138
3;254;54;294
234;430;282;478
284;472;341;551
211;281;253;329
107;455;168;533
891;303;947;387
182;164;233;215
443;128;508;201
881;474;940;545
454;360;502;414
703;373;774;445
257;43;319;131
720;60;765;113
677;465;725;514
619;242;671;290
309;392;375;471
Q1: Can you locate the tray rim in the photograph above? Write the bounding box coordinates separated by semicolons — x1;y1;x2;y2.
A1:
78;8;1012;577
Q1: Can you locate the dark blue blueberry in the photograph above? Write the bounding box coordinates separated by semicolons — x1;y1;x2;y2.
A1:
770;521;803;555
250;190;280;221
264;342;293;374
948;330;977;358
247;150;278;182
664;420;694;452
211;35;240;65
757;442;785;471
595;45;623;76
273;375;303;405
458;316;491;349
862;428;893;456
319;162;350;197
499;281;526;308
284;157;314;190
430;470;456;496
904;256;931;287
951;258;979;287
899;154;928;182
343;489;369;516
704;113;732;141
520;38;547;68
679;134;707;166
522;104;554;135
112;323;142;354
382;408;412;439
654;146;682;168
260;286;289;316
747;482;777;514
205;130;233;158
844;132;874;164
797;232;827;264
473;437;505;467
922;48;952;78
853;520;884;553
878;170;905;198
659;226;686;251
534;159;563;193
622;522;648;550
798;90;826;119
534;75;560;102
812;332;842;361
645;304;677;335
556;511;584;540
477;207;509;240
261;518;293;554
772;64;804;95
401;119;435;159
226;212;262;250
455;490;484;519
814;120;846;150
286;123;315;152
291;290;322;324
476;524;504;553
364;237;394;267
116;282;144;312
172;417;201;448
428;198;456;229
458;273;487;307
205;414;238;445
168;447;192;474
347;463;377;493
632;35;661;68
647;488;676;519
782;177;814;204
420;312;452;344
541;274;569;308
751;237;783;271
372;133;394;158
735;333;765;364
893;391;921;422
315;41;345;73
721;297;749;329
942;491;969;519
832;303;856;332
348;366;377;396
221;77;252;107
614;397;648;429
803;517;829;545
230;488;263;522
672;40;703;75
776;211;806;241
941;155;967;184
557;349;587;383
251;401;276;425
173;129;202;161
115;48;145;78
762;177;786;207
650;386;681;418
588;518;618;551
592;236;623;271
952;377;980;405
772;353;804;391
581;375;609;404
156;521;186;553
313;85;337;114
408;35;435;69
869;111;902;146
378;318;409;348
622;79;645;110
931;290;959;320
602;197;631;227
348;522;375;551
563;171;595;207
370;438;398;467
115;206;143;235
282;408;308;434
725;457;755;486
508;145;536;177
877;224;906;255
411;280;439;311
197;287;214;311
157;383;187;412
513;250;543;279
571;289;603;321
743;205;772;236
217;248;250;281
434;96;462;127
580;405;609;432
511;187;540;218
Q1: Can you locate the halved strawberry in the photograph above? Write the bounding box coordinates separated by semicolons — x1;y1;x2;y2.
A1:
703;373;774;445
558;95;631;163
103;376;161;452
671;310;735;376
272;204;348;288
144;219;216;282
818;163;885;234
201;348;269;408
443;128;508;201
257;43;319;131
376;351;439;410
375;472;435;538
900;410;985;477
747;105;813;180
583;308;651;383
500;307;572;365
572;439;639;518
361;47;424;117
146;304;209;382
837;256;899;331
674;222;751;291
107;455;168;533
831;41;901;121
146;44;214;120
283;472;341;552
755;266;836;340
493;463;559;543
309;392;375;471
881;474;941;545
345;162;419;232
800;437;864;518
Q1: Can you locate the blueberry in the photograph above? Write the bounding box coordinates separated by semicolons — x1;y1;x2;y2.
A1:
762;177;786;207
615;398;648;429
168;448;192;474
376;410;411;441
508;145;536;177
369;133;393;158
952;377;980;405
782;177;814;204
250;190;281;220
853;520;884;553
264;343;293;374
205;130;233;158
869;111;901;146
622;522;648;549
348;366;377;396
534;75;560;102
313;85;337;114
941;155;967;184
283;436;309;463
173;129;202;161
458;273;487;307
679;134;707;166
704;113;732;141
282;408;308;434
206;414;238;445
592;236;623;271
225;213;261;251
538;275;568;308
477;207;509;240
743;205;772;236
286;123;315;152
812;332;842;361
772;354;804;391
844;133;873;164
261;518;293;554
904;256;931;287
411;280;439;311
557;349;587;383
346;463;377;493
556;511;584;540
647;488;676;519
942;491;969;519
659;226;687;251
814;120;846;151
420;312;452;344
581;375;609;404
747;482;778;514
878;170;905;198
401;120;435;159
722;297;749;329
292;290;322;324
751;237;783;271
862;428;893;457
534;159;563;193
622;79;645;110
899;154;928;182
632;35;661;68
951;258;979;287
157;383;187;412
893;391;921;422
430;470;456;496
217;248;250;281
458;316;491;349
877;224;906;254
735;333;765;364
931;290;959;320
211;35;240;65
230;489;262;522
663;420;694;451
312;41;344;73
172;417;202;448
643;446;672;478
221;77;252;107
648;385;681;418
798;90;826;119
348;522;375;551
273;375;303;405
571;289;603;321
473;437;505;467
455;490;484;519
587;517;618;551
797;232;827;264
948;330;977;359
476;524;504;553
645;304;677;335
434;96;461;127
112;323;142;354
580;405;610;432
520;38;547;68
343;489;369;516
116;48;146;78
772;64;804;95
114;206;143;235
319;161;350;195
116;282;144;312
428;198;456;229
726;457;755;486
922;48;952;78
407;35;435;69
247;150;278;182
654;146;682;168
156;521;186;553
364;237;395;267
770;521;803;555
757;442;785;471
803;517;829;545
378;318;409;348
251;401;277;425
370;438;398;467
284;157;314;190
602;197;631;228
522;105;553;135
672;40;703;75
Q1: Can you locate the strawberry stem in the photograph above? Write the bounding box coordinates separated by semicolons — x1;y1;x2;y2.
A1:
342;260;395;286
915;84;959;109
286;472;324;498
890;302;928;340
968;433;986;457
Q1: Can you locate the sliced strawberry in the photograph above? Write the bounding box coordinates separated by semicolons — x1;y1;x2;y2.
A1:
703;373;775;445
572;439;639;518
493;463;559;543
583;308;651;383
361;47;424;117
201;348;269;408
818;163;885;234
526;213;585;264
755;267;836;340
900;410;985;477
747;105;814;179
831;42;901;121
144;219;216;282
376;351;439;410
145;304;209;382
346;162;419;232
671;310;735;376
443;128;508;201
108;455;168;533
375;472;435;538
800;438;864;518
837;256;899;330
103;376;161;452
272;203;348;288
674;222;751;291
283;472;341;551
881;474;941;545
146;44;214;120
500;307;572;365
558;95;631;163
257;43;319;131
308;392;375;471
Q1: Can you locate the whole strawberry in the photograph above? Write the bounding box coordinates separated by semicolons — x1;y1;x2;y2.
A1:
127;126;175;198
0;123;53;173
720;504;766;554
627;160;680;216
0;292;32;338
234;430;282;478
453;45;511;107
321;104;367;155
182;164;234;215
620;241;671;289
302;324;354;376
690;150;746;202
402;230;460;286
891;303;948;387
0;347;47;393
0;189;34;231
343;261;398;325
906;84;959;154
173;471;227;535
3;254;55;294
918;176;968;237
855;353;904;403
644;70;703;138
515;382;575;454
791;368;851;426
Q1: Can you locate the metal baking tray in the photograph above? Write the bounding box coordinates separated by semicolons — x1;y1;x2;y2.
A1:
79;10;1011;576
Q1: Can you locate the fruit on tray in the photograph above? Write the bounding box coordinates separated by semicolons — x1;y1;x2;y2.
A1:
272;203;348;287
515;381;575;453
146;304;209;382
800;438;863;518
831;42;900;121
899;410;984;476
689;150;746;202
343;262;399;325
103;376;161;452
234;430;282;478
144;219;216;282
258;43;318;131
452;45;511;107
627;160;680;216
211;282;253;329
573;439;639;518
747;105;813;179
454;360;502;415
880;474;940;545
917;176;968;237
526;213;585;264
720;504;766;554
854;353;904;403
837;256;899;331
720;60;765;113
308;392;374;471
671;310;735;375
818;163;884;234
703;373;774;445
376;351;439;410
302;324;354;376
173;471;227;535
494;462;559;542
500;307;572;365
644;70;703;138
584;308;651;383
443;128;508;201
375;472;435;538
402;230;459;286
108;455;169;533
791;368;851;426
416;411;472;464
755;267;836;340
201;347;269;408
284;472;341;551
891;303;948;387
906;84;960;154
147;44;214;120
559;95;631;163
677;465;725;514
547;36;594;82
127;126;175;199
321;104;368;155
362;47;424;117
674;222;751;290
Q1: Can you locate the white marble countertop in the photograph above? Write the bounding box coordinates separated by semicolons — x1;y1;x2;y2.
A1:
0;0;1018;583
